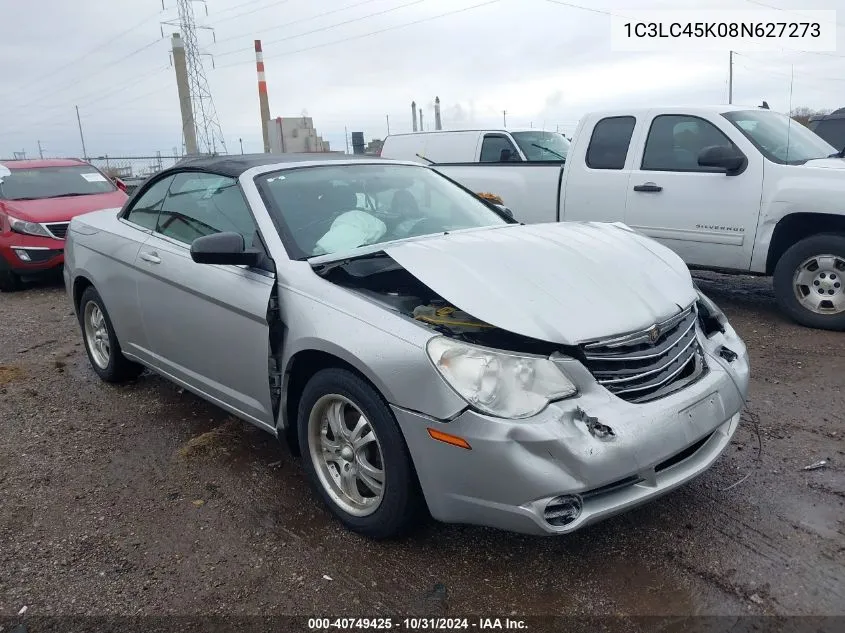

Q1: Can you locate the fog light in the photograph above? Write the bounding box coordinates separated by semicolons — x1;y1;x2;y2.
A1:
544;494;582;527
13;249;31;262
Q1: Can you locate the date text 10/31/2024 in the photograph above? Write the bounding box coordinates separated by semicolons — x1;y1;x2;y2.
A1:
308;618;528;630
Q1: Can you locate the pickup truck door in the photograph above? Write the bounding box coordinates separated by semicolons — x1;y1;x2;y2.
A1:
561;115;641;223
624;111;763;270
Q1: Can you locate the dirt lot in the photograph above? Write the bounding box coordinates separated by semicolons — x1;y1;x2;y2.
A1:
0;274;843;626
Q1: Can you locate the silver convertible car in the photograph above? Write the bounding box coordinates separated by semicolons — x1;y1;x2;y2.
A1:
64;154;749;538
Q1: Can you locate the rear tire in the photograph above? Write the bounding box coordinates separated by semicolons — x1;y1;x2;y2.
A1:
297;368;422;539
0;270;22;292
773;233;845;331
79;286;144;382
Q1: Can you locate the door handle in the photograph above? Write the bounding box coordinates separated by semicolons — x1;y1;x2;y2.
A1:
139;251;161;264
633;182;663;193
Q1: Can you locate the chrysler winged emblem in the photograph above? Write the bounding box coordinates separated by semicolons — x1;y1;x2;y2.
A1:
648;325;660;343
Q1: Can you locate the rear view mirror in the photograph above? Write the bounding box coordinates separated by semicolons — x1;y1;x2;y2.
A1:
190;232;261;267
698;145;747;175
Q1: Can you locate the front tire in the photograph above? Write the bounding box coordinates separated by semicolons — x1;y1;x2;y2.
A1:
297;368;422;539
773;233;845;331
0;270;22;292
79;286;144;382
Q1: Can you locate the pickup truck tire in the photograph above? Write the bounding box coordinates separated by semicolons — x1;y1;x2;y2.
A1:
773;233;845;331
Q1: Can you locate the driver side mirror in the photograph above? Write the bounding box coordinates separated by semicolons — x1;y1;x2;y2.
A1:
697;145;747;175
499;149;521;162
190;232;262;267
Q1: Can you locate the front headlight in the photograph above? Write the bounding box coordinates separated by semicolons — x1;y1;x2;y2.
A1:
9;216;53;238
426;336;577;419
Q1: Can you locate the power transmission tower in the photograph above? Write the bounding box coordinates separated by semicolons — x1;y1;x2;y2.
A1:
164;0;227;155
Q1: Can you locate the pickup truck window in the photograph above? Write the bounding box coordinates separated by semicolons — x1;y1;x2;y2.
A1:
511;131;569;162
642;115;738;172
585;116;636;170
480;135;521;163
724;109;836;165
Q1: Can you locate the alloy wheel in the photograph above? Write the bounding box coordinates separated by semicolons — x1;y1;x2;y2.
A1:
307;394;386;517
83;301;111;369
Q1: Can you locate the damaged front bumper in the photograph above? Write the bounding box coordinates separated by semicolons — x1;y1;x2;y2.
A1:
393;331;749;535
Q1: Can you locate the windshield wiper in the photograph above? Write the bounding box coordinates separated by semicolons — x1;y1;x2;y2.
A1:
530;143;566;161
828;145;845;158
41;192;92;199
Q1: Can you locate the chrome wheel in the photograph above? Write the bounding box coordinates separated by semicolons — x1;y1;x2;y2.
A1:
307;394;385;517
83;301;110;369
793;254;845;315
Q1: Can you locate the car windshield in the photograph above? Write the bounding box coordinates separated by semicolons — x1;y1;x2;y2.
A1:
257;163;509;259
0;165;116;200
723;110;835;165
511;131;570;162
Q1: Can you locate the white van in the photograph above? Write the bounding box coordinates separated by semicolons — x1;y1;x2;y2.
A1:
380;129;570;165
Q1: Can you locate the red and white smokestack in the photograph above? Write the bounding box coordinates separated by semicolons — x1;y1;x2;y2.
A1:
256;40;271;153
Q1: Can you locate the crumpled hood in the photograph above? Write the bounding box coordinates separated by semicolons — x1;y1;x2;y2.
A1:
383;222;697;345
803;158;845;170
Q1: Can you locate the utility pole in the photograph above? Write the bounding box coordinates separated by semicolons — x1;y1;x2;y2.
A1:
728;50;733;104
386;114;390;135
345;126;349;154
37;140;44;159
255;40;271;153
502;110;507;127
172;33;198;155
75;106;88;160
239;138;244;154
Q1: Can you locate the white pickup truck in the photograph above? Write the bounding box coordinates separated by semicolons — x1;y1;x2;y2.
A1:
427;105;845;331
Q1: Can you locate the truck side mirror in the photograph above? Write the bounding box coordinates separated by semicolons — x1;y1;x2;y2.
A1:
499;149;521;162
697;145;747;175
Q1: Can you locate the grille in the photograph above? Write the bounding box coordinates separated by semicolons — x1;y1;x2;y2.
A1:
581;305;705;404
45;222;70;240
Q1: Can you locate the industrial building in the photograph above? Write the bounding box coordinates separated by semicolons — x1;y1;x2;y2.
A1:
268;116;331;154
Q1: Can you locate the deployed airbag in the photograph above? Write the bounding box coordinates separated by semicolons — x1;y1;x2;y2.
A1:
314;210;387;255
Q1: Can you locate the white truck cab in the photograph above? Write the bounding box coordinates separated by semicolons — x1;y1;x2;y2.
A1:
434;105;845;331
381;128;570;164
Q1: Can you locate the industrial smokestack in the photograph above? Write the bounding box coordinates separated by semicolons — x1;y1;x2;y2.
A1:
255;40;271;153
434;96;442;131
172;33;198;155
411;101;418;132
419;109;424;132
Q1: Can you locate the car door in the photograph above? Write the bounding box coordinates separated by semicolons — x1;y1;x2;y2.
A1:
134;171;277;428
624;112;763;270
102;174;175;359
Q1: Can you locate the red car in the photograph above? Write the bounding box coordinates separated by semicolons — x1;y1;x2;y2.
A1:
0;158;128;291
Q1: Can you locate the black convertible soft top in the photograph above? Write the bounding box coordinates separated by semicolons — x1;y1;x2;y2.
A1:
170;152;380;178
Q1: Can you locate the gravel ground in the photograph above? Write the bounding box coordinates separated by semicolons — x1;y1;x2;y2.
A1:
0;273;842;626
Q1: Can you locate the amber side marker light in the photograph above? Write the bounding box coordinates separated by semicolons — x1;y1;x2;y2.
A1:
427;428;472;450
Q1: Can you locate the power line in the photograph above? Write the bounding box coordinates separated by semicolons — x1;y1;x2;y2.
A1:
213;0;274;16
0;37;166;118
211;0;381;48
543;0;616;18
734;52;845;82
215;0;428;59
204;0;292;26
10;9;162;98
743;0;845;30
217;0;501;69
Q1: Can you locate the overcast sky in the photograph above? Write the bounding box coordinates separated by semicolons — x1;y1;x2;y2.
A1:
2;0;844;159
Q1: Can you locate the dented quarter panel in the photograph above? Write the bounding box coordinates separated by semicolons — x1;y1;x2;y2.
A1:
750;160;845;273
384;222;697;345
